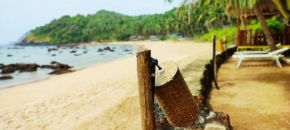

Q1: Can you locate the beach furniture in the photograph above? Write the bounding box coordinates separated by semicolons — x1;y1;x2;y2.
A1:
234;43;281;55
232;47;289;68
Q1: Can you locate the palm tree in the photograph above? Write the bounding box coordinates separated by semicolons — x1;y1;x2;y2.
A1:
272;0;290;26
167;0;278;51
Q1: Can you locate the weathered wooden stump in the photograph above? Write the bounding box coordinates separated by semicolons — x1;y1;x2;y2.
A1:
155;61;200;127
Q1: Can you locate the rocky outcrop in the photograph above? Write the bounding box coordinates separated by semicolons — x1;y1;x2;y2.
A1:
49;69;74;75
124;49;131;52
18;64;39;72
41;62;72;70
0;64;4;69
1;64;40;74
1;67;15;74
97;49;103;52
41;65;59;69
70;50;77;53
0;76;13;80
0;62;74;76
103;47;114;52
48;48;58;52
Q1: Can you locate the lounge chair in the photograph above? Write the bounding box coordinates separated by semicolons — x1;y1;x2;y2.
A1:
232;47;289;68
234;43;281;55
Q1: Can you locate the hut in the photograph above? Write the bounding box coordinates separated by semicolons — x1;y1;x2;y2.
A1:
229;0;290;51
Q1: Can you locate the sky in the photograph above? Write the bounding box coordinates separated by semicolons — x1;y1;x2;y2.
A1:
0;0;182;44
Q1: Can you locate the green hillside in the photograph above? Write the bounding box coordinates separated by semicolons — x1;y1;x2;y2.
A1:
24;6;231;44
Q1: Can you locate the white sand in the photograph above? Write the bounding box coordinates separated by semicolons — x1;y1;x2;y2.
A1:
0;41;211;130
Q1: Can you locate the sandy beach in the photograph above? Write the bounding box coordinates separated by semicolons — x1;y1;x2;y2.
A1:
209;58;290;129
0;41;211;130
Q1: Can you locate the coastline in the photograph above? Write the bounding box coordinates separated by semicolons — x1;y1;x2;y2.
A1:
0;43;142;89
0;41;212;130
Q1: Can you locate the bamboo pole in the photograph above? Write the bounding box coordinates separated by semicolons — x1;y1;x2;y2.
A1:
136;50;155;130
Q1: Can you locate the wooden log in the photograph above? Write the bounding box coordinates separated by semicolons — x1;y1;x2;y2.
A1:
137;50;155;130
154;61;199;127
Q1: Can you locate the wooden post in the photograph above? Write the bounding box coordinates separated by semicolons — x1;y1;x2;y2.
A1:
237;14;241;47
212;35;220;90
137;50;155;130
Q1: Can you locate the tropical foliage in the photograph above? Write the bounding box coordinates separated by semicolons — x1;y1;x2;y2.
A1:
25;5;231;44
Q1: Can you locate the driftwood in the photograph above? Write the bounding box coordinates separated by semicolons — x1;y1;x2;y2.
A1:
155;61;199;127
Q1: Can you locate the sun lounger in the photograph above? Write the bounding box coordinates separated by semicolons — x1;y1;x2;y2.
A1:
234;43;281;55
232;47;289;68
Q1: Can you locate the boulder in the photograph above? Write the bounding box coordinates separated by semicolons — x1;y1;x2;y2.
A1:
51;61;59;64
124;49;131;52
0;64;4;69
0;76;13;80
70;50;77;53
48;48;58;52
49;69;74;75
103;47;114;52
41;65;59;69
83;51;87;54
7;54;13;57
74;54;82;56
1;66;16;74
97;49;103;52
51;54;56;56
56;63;72;70
41;62;72;70
18;64;39;72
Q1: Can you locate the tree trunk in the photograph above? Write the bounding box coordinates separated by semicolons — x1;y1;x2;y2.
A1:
253;3;277;51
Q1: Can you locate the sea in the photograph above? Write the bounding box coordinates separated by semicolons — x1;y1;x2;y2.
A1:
0;44;137;89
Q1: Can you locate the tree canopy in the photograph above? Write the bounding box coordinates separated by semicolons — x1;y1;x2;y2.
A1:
24;7;230;44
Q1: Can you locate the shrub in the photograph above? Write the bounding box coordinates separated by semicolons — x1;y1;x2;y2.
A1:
201;27;237;44
170;36;179;41
160;36;168;41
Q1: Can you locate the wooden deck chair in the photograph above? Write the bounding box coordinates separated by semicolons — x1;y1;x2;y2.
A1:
232;47;289;68
234;43;281;54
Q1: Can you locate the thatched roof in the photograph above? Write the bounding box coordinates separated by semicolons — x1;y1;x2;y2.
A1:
226;0;281;20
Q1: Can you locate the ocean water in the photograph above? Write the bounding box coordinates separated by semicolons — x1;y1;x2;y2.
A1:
0;44;137;89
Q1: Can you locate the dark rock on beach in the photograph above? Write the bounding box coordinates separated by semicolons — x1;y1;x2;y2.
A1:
7;54;13;57
70;50;77;53
41;62;72;70
74;54;82;56
1;67;15;74
97;49;103;52
41;65;59;69
51;61;58;64
0;76;13;80
103;46;114;52
18;64;39;72
49;69;74;75
0;64;4;69
51;54;56;56
1;63;40;73
124;49;131;52
48;48;58;52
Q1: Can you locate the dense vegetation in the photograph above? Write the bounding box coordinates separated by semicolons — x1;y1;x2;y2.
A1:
25;5;232;44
